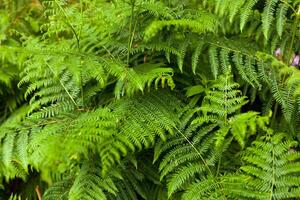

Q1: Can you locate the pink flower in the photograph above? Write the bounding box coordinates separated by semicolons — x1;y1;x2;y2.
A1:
275;48;281;57
275;48;282;60
292;54;300;66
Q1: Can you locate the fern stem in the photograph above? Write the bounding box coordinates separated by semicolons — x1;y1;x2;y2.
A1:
127;0;136;64
216;72;229;177
45;62;79;108
54;0;80;49
208;41;255;59
174;127;213;175
287;6;300;65
216;156;222;177
279;0;296;13
269;142;276;200
80;67;84;107
174;127;227;199
271;102;278;127
3;106;7;121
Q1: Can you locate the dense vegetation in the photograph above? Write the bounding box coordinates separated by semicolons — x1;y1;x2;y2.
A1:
1;0;300;199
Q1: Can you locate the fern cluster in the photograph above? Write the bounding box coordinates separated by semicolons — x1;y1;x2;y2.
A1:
1;0;300;199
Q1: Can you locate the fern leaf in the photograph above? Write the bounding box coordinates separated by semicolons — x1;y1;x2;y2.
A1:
43;178;73;200
240;0;258;31
69;162;118;200
270;74;294;122
244;57;261;88
182;176;227;200
208;46;219;79
177;43;188;72
233;52;253;86
191;43;204;74
219;48;230;73
262;0;279;39
167;164;206;197
15;131;29;170
2;132;16;167
230;133;300;200
229;0;245;23
276;3;289;38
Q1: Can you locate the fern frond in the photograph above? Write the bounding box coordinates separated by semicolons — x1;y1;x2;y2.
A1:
43;178;73;200
144;11;218;41
0;106;30;180
262;0;279;39
100;91;181;174
208;46;219;79
182;175;227;200
233;52;257;87
219;48;230;73
193;72;269;148
140;1;174;19
228;0;245;23
191;42;204;74
229;133;300;200
240;0;259;31
68;162;118;200
276;3;290;38
270;74;295;122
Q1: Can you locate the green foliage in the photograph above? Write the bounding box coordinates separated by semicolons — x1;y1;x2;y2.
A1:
155;73;269;198
229;133;300;199
1;0;300;199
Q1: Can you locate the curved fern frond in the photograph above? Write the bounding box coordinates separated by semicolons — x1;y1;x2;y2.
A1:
262;0;279;39
144;10;218;41
191;42;204;74
182;175;227;200
276;2;290;38
208;46;219;80
240;0;259;31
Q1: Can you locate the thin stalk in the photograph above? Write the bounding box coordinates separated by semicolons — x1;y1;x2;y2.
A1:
79;0;84;107
216;155;222;177
35;186;42;200
216;75;229;177
54;0;80;49
287;6;300;65
269;143;276;200
174;127;213;176
80;66;84;107
174;126;227;199
279;0;296;13
127;0;136;64
271;102;279;127
45;62;79;108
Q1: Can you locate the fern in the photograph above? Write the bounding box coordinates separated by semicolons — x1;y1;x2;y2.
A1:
228;0;245;23
154;109;219;198
191;42;204;74
229;133;300;199
155;73;269;198
276;2;290;38
208;46;219;80
7;91;180;177
43;178;73;200
68;162;118;200
1;0;300;199
181;175;229;200
144;12;218;41
193;71;270;148
262;0;279;39
240;0;259;31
